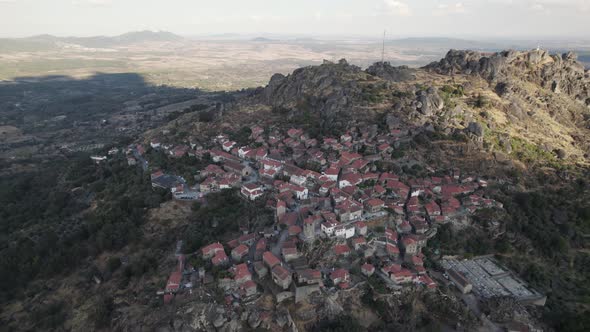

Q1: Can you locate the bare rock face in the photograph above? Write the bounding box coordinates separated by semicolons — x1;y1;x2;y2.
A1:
425;49;515;80
366;62;416;82
426;49;590;104
259;58;364;128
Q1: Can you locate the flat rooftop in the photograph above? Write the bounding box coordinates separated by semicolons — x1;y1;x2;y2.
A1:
442;256;545;305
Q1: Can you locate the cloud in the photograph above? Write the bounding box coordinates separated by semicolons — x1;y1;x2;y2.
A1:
72;0;114;6
487;0;590;12
530;3;546;12
435;2;467;15
381;0;412;16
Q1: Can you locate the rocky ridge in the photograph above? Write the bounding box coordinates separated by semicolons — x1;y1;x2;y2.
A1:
426;49;590;106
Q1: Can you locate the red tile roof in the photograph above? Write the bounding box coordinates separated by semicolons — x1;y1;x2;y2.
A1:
288;225;302;236
242;279;257;290
386;243;400;255
233;263;251;282
330;268;349;281
366;198;385;207
232;244;249;257
202;242;224;256
272;265;291;281
212;251;228;266
256;238;267;251
334;244;351;255
263;251;281;268
362;263;375;273
166;271;182;292
352;237;366;245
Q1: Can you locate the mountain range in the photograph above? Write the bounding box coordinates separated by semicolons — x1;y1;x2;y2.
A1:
0;30;185;51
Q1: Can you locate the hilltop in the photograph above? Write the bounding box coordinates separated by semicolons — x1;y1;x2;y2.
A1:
1;48;589;332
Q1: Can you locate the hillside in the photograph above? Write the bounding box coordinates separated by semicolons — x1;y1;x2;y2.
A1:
1;48;589;332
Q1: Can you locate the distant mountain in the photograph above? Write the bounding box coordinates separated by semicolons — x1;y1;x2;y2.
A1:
0;30;185;52
251;37;275;42
111;30;185;44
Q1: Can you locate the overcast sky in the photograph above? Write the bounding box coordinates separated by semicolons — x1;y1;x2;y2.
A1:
0;0;588;39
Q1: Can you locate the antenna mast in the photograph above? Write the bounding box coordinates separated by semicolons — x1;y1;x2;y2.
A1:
381;29;386;64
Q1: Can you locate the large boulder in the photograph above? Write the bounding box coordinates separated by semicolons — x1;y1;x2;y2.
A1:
417;87;444;116
259;59;365;129
467;122;484;137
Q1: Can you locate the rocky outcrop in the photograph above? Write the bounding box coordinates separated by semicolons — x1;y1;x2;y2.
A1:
426;49;590;105
425;49;516;81
259;59;366;129
366;62;415;82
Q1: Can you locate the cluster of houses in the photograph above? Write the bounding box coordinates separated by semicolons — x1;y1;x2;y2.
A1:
150;124;504;305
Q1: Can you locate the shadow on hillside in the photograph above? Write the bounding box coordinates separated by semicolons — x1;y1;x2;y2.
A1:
0;73;202;122
0;72;209;126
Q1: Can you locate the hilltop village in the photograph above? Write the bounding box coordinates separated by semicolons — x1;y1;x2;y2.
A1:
105;122;507;310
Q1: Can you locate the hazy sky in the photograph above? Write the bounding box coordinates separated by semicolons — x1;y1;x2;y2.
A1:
0;0;589;38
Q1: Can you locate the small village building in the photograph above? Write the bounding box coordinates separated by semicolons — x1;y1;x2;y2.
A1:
281;247;300;262
222;141;236;152
231;244;249;262
338;173;362;188
224;160;253;177
202;243;225;259
386;242;400;256
239;233;257;246
333;244;351;257
288;225;302;237
297;269;322;285
447;269;472;294
402;237;418;256
212;251;229;266
391;268;414;284
165;271;182;294
352;236;366;250
271;265;292;290
240;280;258;297
334;225;355;239
263;251;281;269
355;222;368;236
418;275;437;289
364;198;385;213
321;220;339;236
361;264;375;277
232;263;252;284
330;269;350;285
241;183;264;201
